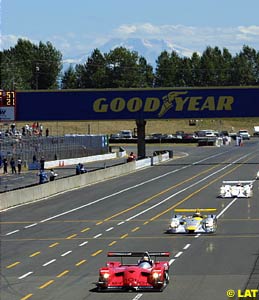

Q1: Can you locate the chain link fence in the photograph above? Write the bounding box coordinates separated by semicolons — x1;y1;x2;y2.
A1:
0;134;109;167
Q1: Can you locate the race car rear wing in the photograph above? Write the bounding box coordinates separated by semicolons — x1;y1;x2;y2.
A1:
174;208;217;213
107;251;170;257
222;180;253;184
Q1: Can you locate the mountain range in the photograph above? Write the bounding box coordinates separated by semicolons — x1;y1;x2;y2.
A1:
62;38;196;71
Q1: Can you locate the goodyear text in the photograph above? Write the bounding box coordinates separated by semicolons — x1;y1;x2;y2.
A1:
93;91;234;117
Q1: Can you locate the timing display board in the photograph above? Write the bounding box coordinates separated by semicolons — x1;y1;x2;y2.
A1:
15;87;259;121
0;90;16;121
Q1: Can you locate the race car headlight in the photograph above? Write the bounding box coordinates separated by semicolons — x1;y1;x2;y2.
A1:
102;273;110;279
152;272;160;279
170;220;179;228
204;220;213;228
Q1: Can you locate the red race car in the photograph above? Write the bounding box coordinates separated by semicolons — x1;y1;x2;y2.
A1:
96;251;170;292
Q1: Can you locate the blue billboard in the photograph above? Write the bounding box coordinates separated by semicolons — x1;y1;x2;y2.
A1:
16;87;259;121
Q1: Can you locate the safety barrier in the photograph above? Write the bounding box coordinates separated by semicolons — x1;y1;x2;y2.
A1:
0;150;169;211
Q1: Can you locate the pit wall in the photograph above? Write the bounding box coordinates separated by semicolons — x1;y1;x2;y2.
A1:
1;152;169;210
29;153;119;170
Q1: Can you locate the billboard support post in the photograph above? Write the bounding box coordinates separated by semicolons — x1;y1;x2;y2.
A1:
136;119;146;159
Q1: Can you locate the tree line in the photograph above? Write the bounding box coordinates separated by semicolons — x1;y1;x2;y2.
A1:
1;38;259;90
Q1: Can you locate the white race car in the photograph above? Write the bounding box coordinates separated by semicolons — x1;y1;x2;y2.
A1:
167;208;217;234
219;181;253;198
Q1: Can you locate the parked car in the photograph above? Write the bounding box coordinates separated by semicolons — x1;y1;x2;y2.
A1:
119;130;133;139
238;130;250;140
195;130;218;137
253;126;259;137
182;133;198;139
110;133;120;139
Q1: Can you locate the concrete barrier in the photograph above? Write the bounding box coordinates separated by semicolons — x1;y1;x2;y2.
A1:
136;158;152;169
1;162;135;210
29;153;119;170
1;151;170;211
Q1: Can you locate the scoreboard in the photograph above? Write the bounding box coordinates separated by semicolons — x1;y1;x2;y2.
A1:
0;90;16;121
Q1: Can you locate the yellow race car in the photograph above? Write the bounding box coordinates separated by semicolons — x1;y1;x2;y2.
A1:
167;208;217;234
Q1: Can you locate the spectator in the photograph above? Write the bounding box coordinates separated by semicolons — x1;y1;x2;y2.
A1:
3;158;8;174
33;154;37;163
38;169;48;184
46;128;49;137
127;152;137;162
17;157;22;174
76;163;81;175
10;123;16;134
39;124;43;136
49;169;58;181
80;163;87;173
76;163;87;175
10;157;17;174
40;156;45;171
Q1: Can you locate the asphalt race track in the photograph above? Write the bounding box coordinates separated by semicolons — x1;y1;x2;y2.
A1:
1;140;259;300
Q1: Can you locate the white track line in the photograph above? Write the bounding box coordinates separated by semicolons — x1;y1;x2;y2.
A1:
117;221;125;225
18;271;33;280
169;259;176;265
183;244;191;250
79;241;88;247
106;227;114;231
24;223;37;229
5;230;20;236
61;251;72;257
93;233;102;238
42;259;56;267
132;293;143;300
217;198;238;218
174;251;183;258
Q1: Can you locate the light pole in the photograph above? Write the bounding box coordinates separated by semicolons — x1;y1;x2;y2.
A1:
35;65;40;89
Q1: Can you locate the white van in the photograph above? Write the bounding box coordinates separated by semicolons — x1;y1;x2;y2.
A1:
119;130;133;139
238;130;250;140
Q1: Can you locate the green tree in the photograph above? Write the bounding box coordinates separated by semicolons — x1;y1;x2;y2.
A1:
232;45;259;85
155;50;182;87
137;56;154;87
189;52;202;86
178;57;192;86
62;65;78;89
104;47;142;88
155;51;172;87
221;48;234;86
0;39;62;90
200;46;224;86
35;41;63;89
75;49;107;88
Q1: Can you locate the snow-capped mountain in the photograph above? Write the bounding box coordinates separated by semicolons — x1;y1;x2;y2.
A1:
62;38;195;72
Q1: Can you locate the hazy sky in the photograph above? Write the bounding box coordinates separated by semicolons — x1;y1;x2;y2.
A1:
1;0;259;58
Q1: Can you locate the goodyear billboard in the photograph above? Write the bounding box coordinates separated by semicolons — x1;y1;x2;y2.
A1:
16;87;259;121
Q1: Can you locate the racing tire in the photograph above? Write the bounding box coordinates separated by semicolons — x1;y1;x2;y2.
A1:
165;271;170;284
160;278;167;291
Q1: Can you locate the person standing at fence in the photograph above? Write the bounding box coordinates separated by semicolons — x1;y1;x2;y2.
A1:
17;157;22;174
40;156;45;171
3;158;8;174
10;157;17;174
